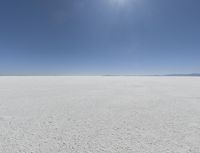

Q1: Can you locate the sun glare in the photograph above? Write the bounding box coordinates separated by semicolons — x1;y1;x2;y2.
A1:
109;0;130;7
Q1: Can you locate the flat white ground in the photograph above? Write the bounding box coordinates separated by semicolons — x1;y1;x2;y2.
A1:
0;76;200;153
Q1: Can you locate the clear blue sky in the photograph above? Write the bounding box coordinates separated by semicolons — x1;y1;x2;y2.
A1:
0;0;200;75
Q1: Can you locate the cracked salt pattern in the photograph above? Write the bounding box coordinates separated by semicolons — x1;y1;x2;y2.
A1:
0;76;200;153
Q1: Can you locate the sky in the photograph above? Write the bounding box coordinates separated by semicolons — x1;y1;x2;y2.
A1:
0;0;200;75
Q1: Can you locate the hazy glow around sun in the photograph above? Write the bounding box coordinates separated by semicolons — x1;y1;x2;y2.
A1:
109;0;131;8
110;0;129;5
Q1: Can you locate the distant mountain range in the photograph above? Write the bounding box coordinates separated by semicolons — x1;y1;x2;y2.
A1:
165;73;200;76
104;73;200;77
0;73;200;76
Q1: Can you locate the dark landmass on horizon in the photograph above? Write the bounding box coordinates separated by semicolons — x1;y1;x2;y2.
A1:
0;73;200;76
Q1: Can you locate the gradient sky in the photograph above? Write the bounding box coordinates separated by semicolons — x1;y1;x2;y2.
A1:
0;0;200;75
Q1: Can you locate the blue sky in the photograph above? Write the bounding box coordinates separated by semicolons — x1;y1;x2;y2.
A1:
0;0;200;75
